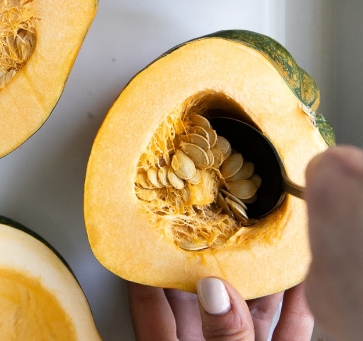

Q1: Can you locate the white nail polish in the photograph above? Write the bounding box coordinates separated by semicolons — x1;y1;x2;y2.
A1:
197;278;231;315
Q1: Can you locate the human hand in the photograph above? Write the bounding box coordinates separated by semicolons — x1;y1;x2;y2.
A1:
305;145;363;340
128;278;313;340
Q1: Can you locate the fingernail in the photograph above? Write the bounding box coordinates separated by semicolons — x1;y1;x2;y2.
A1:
197;278;231;315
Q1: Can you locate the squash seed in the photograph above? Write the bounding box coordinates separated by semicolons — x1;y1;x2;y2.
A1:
219;188;248;210
217;192;232;215
204;127;218;148
226;161;254;182
167;167;185;189
178;240;209;251
189;125;209;140
180;133;210;151
189;114;211;129
206;149;214;168
249;174;262;189
158;166;170;187
216;136;231;159
187;169;202;185
179;142;210;169
135;188;158;201
241;193;258;204
147;167;163;188
226;180;257;200
171;149;196;180
220;153;243;178
136;172;153;189
210;147;224;168
225;197;248;219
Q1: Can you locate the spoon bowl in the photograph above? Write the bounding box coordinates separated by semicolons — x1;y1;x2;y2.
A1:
209;117;305;219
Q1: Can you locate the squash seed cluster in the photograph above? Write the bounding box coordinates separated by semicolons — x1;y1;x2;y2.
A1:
0;0;37;89
135;113;262;250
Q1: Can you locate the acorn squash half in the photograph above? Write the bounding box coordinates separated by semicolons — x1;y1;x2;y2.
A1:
0;216;101;340
84;30;335;299
0;0;98;158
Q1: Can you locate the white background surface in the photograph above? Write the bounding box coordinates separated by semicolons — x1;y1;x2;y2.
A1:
0;0;359;340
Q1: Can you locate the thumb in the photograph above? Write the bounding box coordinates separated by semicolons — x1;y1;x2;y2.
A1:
197;277;254;341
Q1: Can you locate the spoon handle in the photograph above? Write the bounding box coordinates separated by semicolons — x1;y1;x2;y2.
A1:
281;169;305;200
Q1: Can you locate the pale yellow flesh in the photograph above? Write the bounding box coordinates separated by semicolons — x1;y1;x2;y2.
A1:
0;0;97;157
0;268;77;341
84;38;328;299
0;224;101;340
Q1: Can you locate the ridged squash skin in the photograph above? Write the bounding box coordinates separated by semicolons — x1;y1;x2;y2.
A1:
84;30;335;299
0;216;101;341
0;0;98;158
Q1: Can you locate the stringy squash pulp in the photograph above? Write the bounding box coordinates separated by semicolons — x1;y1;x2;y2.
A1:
0;0;97;157
84;30;335;299
0;217;101;341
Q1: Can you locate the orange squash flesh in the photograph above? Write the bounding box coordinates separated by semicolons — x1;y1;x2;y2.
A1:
84;32;331;299
0;269;77;340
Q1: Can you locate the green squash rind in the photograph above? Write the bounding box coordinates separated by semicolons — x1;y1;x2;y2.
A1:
315;112;336;147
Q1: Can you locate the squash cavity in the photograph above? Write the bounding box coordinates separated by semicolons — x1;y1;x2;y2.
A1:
135;90;267;251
